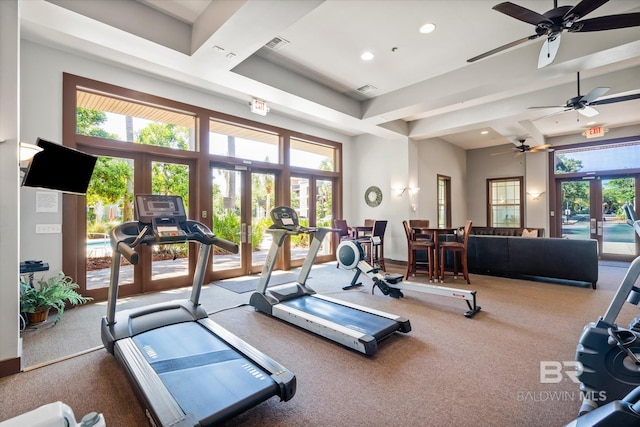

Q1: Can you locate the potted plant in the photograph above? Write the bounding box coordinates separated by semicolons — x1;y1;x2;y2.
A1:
20;273;92;325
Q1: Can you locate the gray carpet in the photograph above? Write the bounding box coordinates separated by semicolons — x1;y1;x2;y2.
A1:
3;260;637;426
213;271;301;293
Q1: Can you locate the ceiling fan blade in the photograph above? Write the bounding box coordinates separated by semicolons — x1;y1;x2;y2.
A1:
571;13;640;32
528;105;565;109
579;106;600;117
591;92;640;106
491;150;516;156
533;108;573;121
530;143;553;152
538;35;561;68
563;0;609;22
467;34;540;62
493;2;552;26
582;86;610;103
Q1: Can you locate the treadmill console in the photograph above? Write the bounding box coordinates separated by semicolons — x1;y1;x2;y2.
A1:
135;194;187;241
270;206;310;232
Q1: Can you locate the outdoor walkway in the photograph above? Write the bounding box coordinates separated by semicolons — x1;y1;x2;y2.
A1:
86;247;315;290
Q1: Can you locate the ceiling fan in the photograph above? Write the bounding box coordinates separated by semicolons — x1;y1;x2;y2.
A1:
467;0;640;68
529;71;640;118
491;138;554;157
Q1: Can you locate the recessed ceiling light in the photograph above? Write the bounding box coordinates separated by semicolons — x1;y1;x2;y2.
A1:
587;121;597;126
361;51;374;61
419;23;436;34
481;130;489;135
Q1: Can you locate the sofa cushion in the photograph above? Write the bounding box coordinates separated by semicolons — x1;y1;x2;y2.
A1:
472;228;494;235
494;228;519;236
521;228;539;237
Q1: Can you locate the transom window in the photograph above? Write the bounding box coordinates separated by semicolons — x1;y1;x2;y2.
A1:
76;90;196;151
209;120;279;163
290;137;335;171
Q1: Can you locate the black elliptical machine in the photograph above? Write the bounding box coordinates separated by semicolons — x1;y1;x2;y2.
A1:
571;209;640;424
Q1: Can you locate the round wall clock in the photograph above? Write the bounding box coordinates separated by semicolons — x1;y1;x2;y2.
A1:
364;186;383;207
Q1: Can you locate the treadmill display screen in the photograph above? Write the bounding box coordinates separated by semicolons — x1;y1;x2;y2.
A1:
136;195;187;224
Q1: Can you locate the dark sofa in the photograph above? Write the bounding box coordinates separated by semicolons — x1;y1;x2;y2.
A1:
470;226;545;237
466;235;598;288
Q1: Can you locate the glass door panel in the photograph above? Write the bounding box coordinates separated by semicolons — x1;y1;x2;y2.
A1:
290;176;310;262
211;167;243;274
251;172;276;271
601;177;636;257
316;179;333;256
150;161;190;281
85;155;135;291
561;180;591;240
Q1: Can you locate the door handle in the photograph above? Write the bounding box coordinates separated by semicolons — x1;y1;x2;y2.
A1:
247;224;252;244
590;218;596;234
241;223;247;243
597;221;603;236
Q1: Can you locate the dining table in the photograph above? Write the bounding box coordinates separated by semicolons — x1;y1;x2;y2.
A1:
352;225;373;239
411;226;457;282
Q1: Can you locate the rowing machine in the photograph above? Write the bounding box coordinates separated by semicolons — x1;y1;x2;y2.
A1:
337;240;481;318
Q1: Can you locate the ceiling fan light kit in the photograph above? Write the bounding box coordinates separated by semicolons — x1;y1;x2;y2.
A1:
468;0;640;68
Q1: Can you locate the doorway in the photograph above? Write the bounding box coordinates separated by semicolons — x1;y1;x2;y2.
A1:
559;176;638;261
75;149;196;300
210;165;277;277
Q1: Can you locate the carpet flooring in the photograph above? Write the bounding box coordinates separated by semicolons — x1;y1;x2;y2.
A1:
2;260;638;426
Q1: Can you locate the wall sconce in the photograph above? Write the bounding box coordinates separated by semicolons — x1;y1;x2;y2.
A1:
392;186;420;197
19;142;43;161
0;139;43;162
392;186;408;197
527;191;545;200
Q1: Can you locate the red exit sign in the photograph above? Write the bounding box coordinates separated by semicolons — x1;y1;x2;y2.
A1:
582;125;608;139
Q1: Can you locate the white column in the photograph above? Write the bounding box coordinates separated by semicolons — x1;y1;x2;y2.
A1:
0;0;22;369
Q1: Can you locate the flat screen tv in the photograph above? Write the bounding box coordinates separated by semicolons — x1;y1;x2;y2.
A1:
22;138;97;194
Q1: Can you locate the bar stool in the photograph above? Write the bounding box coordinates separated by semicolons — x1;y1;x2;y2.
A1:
439;220;472;284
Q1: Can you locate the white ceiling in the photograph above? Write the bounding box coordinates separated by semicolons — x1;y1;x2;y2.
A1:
20;0;640;150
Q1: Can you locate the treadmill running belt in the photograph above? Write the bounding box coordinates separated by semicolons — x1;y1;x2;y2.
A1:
132;322;278;424
281;296;400;339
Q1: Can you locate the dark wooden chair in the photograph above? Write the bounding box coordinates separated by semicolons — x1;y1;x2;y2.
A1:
359;220;387;271
333;219;353;242
439;220;472;284
403;220;434;281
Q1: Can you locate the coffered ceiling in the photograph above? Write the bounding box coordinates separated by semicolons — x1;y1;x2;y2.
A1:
20;0;640;149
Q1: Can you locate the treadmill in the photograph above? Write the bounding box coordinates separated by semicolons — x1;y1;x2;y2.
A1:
101;195;296;427
249;206;411;356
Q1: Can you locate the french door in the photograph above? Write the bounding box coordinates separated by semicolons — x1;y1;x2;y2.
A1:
210;165;277;278
289;174;335;267
69;148;197;301
558;175;639;261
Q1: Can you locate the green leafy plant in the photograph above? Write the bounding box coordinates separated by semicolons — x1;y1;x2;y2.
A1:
20;273;92;325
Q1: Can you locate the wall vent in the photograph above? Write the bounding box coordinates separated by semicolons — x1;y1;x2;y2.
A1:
265;36;290;50
356;84;377;93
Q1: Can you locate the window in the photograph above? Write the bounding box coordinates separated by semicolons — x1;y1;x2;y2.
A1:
554;140;640;175
76;90;196;151
437;175;451;228
209;120;279;163
488;177;523;228
65;74;343;301
290;137;335;171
